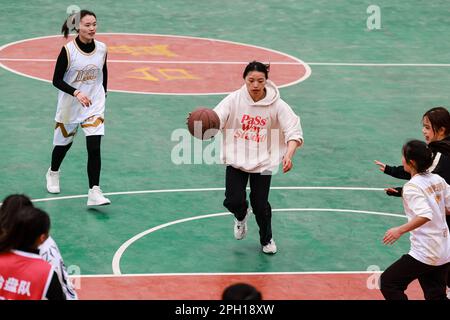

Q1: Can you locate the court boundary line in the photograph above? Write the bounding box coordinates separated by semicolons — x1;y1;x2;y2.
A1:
308;62;450;67
0;32;311;95
71;270;382;278
2;58;449;67
3;33;450;96
112;208;405;275
27;186;386;203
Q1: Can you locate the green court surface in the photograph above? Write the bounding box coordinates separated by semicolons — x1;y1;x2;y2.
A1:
1;0;449;290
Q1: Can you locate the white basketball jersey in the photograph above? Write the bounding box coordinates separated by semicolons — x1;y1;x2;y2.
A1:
55;39;107;124
39;237;78;300
403;173;450;266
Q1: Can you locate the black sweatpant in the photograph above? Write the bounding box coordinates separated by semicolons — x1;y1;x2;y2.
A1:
380;254;449;300
223;166;272;246
51;135;102;188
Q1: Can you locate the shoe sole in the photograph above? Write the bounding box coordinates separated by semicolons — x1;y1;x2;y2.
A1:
46;181;60;193
87;201;111;206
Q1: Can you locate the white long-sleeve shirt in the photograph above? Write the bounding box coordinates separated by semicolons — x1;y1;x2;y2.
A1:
403;173;450;266
214;80;303;173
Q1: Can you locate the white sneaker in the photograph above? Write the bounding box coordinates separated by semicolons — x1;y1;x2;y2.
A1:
447;287;450;299
46;168;60;194
262;239;277;254
87;186;111;206
234;209;250;240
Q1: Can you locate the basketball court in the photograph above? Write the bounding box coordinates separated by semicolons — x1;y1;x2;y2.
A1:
1;0;449;300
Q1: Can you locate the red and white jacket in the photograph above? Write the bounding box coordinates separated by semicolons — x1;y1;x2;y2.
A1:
0;250;54;300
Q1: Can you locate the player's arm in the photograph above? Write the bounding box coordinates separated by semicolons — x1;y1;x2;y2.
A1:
385;164;411;180
52;47;77;96
282;140;302;173
383;184;432;245
444;181;450;215
383;216;430;245
278;102;303;173
374;160;411;179
384;186;403;197
52;47;91;107
213;94;233;130
103;52;108;96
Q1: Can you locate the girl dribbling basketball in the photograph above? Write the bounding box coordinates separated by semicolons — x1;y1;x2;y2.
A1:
213;61;303;254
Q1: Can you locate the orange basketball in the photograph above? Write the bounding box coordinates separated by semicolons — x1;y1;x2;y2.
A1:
187;107;220;140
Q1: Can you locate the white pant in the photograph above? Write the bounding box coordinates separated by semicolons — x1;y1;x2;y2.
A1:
53;115;104;146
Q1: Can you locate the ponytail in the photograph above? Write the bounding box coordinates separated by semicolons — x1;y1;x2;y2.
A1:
61;18;71;38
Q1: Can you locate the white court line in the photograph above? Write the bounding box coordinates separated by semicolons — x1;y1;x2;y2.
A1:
111;208;405;275
70;270;382;279
1;57;449;67
0;32;311;95
308;62;450;67
28;186;385;203
0;58;297;64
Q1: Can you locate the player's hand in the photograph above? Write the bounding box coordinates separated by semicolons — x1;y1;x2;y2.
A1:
282;156;293;173
385;187;402;197
374;160;386;172
383;227;402;245
76;92;92;107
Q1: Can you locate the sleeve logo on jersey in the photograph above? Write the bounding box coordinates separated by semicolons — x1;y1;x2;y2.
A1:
74;64;100;84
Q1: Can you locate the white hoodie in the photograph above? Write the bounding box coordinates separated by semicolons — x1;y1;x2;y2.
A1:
214;80;303;173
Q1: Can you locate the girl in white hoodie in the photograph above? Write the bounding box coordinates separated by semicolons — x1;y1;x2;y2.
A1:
214;61;303;254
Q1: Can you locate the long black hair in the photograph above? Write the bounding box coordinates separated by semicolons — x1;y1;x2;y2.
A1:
61;9;97;38
0;206;50;253
243;61;270;79
402;140;434;174
423;107;450;155
0;194;33;236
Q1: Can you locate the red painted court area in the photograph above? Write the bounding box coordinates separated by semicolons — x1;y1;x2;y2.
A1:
0;33;310;94
73;274;423;300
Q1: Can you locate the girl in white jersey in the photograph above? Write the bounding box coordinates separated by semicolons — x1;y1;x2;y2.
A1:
213;61;303;254
380;140;450;300
45;10;110;206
